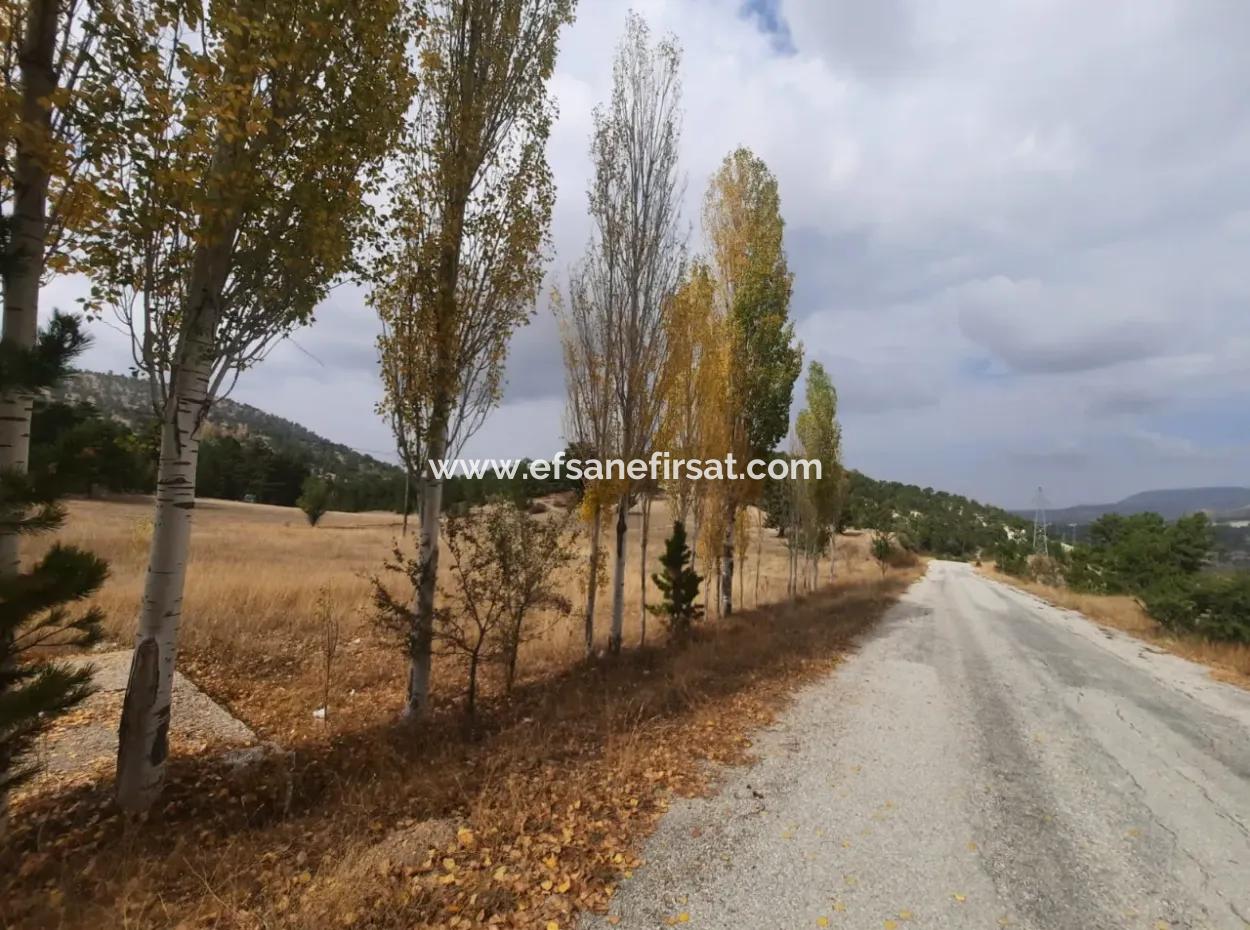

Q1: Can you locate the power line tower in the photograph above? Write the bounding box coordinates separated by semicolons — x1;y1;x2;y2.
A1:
1032;486;1050;557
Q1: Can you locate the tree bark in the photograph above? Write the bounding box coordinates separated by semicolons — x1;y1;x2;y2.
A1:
0;0;57;580
638;493;650;646
583;499;601;657
115;313;215;811
719;502;735;617
406;416;447;718
607;493;628;654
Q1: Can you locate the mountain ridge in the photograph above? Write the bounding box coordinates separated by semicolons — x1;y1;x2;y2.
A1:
1017;486;1250;525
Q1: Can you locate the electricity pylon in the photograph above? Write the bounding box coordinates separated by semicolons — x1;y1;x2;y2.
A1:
1032;486;1050;557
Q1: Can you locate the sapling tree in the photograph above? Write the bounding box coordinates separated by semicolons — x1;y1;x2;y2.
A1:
371;501;577;718
648;519;702;646
372;0;576;717
79;0;416;810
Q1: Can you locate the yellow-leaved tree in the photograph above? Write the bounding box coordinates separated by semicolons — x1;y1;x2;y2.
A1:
78;0;417;811
371;0;576;718
703;148;801;616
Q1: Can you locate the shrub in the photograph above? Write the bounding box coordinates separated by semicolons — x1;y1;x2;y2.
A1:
297;475;334;526
870;532;893;576
1142;572;1250;643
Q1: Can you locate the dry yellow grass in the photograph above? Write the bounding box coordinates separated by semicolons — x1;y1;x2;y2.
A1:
4;493;917;930
983;566;1250;688
38;494;877;737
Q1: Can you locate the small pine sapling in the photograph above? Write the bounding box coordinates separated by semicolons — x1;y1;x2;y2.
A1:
649;520;703;646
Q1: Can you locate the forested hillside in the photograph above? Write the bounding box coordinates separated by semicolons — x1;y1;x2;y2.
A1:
55;371;394;478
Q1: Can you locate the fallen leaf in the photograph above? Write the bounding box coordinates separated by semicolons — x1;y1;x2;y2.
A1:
817;918;830;927
953;894;967;904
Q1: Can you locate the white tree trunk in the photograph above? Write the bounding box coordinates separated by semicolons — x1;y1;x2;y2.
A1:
406;421;446;718
0;0;56;580
584;500;601;657
115;348;212;810
608;493;628;654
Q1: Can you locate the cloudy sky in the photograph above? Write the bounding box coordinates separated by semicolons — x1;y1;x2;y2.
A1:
54;0;1250;509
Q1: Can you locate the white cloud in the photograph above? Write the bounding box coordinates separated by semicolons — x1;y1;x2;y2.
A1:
51;0;1250;507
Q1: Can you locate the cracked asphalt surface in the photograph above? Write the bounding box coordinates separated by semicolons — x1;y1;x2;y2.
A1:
586;560;1250;930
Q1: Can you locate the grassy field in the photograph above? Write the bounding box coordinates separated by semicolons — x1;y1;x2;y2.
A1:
983;566;1250;689
5;493;916;930
36;494;877;742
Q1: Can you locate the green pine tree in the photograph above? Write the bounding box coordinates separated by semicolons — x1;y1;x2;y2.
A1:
1;312;108;801
649;521;703;646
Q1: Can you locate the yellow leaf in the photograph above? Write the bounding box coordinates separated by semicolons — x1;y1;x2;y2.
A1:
546;923;559;930
833;901;846;913
556;878;571;893
953;894;967;904
899;910;913;920
457;826;476;848
817;918;830;927
678;914;690;924
884;922;898;930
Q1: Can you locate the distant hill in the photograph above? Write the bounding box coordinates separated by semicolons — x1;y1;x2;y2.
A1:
1020;487;1250;525
54;370;400;479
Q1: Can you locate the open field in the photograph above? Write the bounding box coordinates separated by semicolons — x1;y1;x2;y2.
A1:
982;566;1250;689
4;493;916;930
32;495;877;743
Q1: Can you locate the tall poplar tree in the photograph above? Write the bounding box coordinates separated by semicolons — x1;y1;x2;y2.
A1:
795;361;843;583
578;13;684;655
80;0;416;811
372;0;576;717
703;148;801;616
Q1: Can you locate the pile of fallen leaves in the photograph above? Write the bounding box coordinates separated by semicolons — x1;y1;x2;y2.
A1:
1;568;919;929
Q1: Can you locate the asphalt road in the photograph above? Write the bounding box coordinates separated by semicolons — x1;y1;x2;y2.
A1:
588;560;1250;930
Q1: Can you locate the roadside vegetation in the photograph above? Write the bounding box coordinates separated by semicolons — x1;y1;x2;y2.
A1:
990;512;1250;685
0;2;908;928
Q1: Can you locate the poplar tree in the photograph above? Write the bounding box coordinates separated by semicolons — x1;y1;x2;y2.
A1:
578;13;684;655
703;148;801;616
372;0;576;717
795;361;843;583
80;0;416;811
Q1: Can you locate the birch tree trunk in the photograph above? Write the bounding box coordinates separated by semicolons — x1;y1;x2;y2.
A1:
638;493;650;646
406;416;447;717
115;318;216;811
0;0;56;580
607;493;628;654
583;499;601;657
